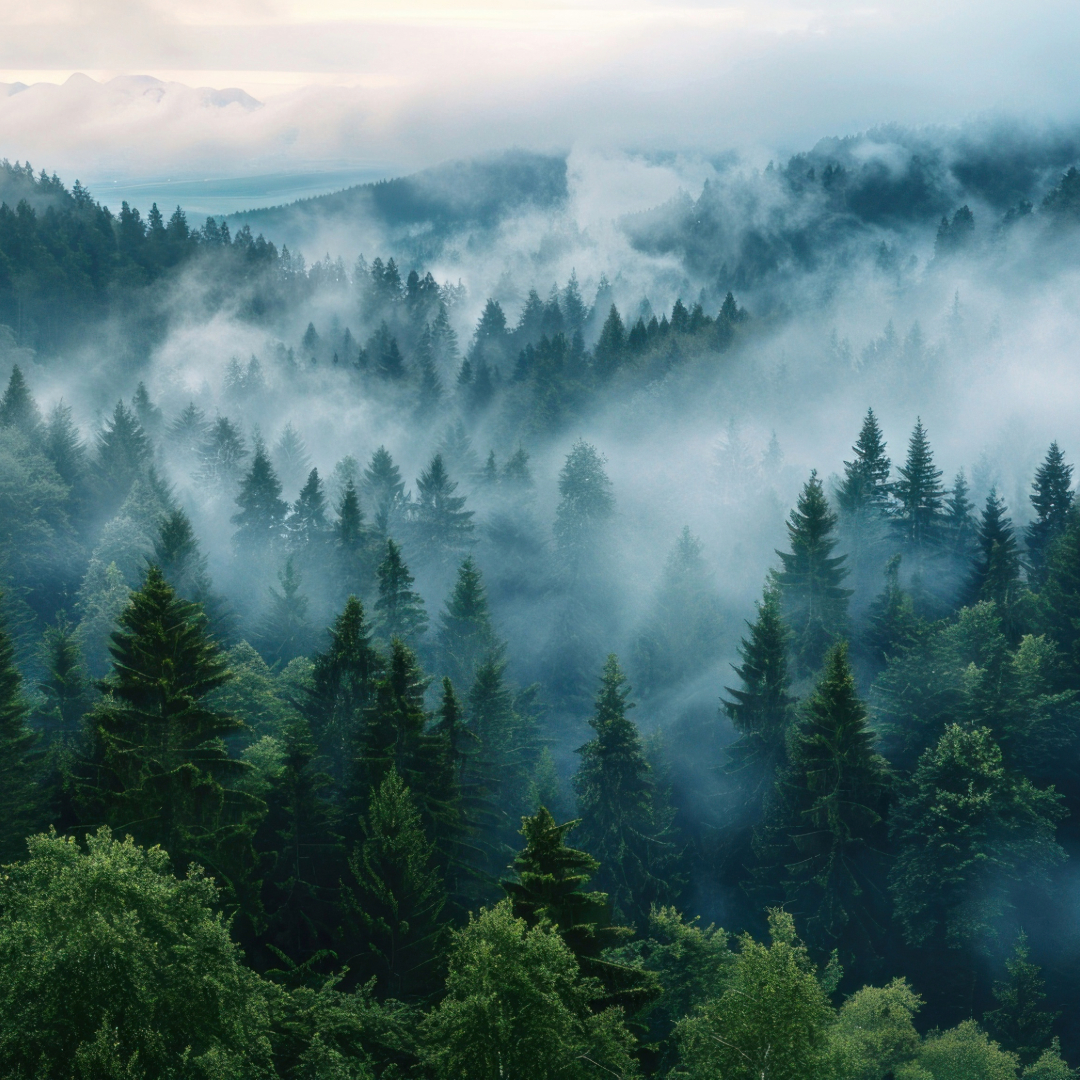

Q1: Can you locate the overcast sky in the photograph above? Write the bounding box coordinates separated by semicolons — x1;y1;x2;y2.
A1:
1;0;1079;180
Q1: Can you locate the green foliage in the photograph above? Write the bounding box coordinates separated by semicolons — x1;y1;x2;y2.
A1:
420;900;640;1080
436;555;498;690
374;539;428;645
892;418;945;552
0;828;274;1079
984;931;1059;1065
832;978;923;1080
674;909;836;1080
412;453;474;560
903;1020;1020;1080
0;601;36;862
255;556;316;668
233;440;288;552
553;439;615;569
1027;443;1073;585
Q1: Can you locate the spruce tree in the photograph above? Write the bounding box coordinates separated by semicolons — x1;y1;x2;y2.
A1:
752;643;891;973
0;364;42;441
1027;442;1074;585
0;601;37;861
130;382;163;440
437;556;498;690
593;304;626;377
36;613;88;744
43;402;89;521
968;489;1023;618
374;539;428;644
943;468;978;557
334;478;369;594
232;439;288;552
168;401;209;462
983;931;1059;1065
197;415;248;489
723;583;796;794
774;471;851;676
362;446;407;540
892;418;945;551
153;508;231;638
287;467;329;549
340;767;448;999
837;408;891;516
305;595;381;792
80;566;261;898
95;400;151;516
574;655;680;927
255;556;315;667
553;440;615;571
412;453;474;559
862;555;919;670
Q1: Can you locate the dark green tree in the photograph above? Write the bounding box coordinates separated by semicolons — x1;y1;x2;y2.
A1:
553;439;615;571
0;364;42;441
197;415;248;489
232;439;288;552
574;655;680;927
983;931;1059;1065
362;445;407;540
0;602;37;861
334;478;370;595
1027;442;1074;586
255;556;316;668
340;767;448;1000
775;470;852;676
94;400;151;516
1041;507;1080;686
752;643;891;973
130;381;163;440
412;453;474;560
287;467;329;549
374;539;428;645
593;304;626;377
944;468;978;559
153;507;232;639
437;556;498;690
35;612;88;745
892;418;945;552
862;554;920;671
968;489;1023;621
836;409;892;592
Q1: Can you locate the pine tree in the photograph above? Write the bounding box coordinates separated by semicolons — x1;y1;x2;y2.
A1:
334;479;369;594
943;468;978;558
42;402;89;519
80;566;262;898
374;539;428;644
0;364;42;441
95;400;151;515
836;409;891;590
340;767;448;1000
36;613;88;745
1027;442;1074;585
774;471;852;676
255;556;315;667
1043;508;1080;687
197;415;248;489
130;382;163;440
362;445;407;540
437;556;498;690
152;508;231;639
983;931;1059;1065
863;555;919;670
287;467;329;549
574;655;680;928
305;596;381;792
0;600;37;861
593;305;626;377
412;453;474;559
892;418;945;551
169;401;210;462
723;583;796;793
232;440;288;552
752;643;891;973
272;423;311;496
553;440;615;571
969;489;1023;617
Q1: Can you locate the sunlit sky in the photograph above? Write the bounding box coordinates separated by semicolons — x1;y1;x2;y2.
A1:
1;1;1079;180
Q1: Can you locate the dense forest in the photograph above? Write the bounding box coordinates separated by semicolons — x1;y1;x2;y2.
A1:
2;133;1080;1079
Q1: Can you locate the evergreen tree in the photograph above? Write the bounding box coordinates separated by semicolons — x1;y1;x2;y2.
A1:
36;612;88;745
437;556;498;690
983;931;1059;1065
774;471;852;676
723;583;796;794
130;382;163;440
168;401;209;462
305;596;381;792
287;467;329;550
892;418;945;551
1041;507;1080;686
1027;442;1074;585
0;364;42;441
969;489;1023;618
272;423;311;497
890;724;1065;952
255;556;315;668
374;539;428;644
944;468;978;558
197;415;248;489
42;401;89;519
95;400;151;515
752;643;891;973
553;439;615;571
574;655;680;927
362;445;407;540
232;439;288;552
593;304;626;377
836;408;891;517
334;479;369;594
862;554;920;670
152;508;231;638
80;566;262;900
340;767;448;1000
0;601;37;861
412;453;474;559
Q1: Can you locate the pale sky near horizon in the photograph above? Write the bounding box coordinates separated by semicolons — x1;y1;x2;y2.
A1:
1;1;1079;179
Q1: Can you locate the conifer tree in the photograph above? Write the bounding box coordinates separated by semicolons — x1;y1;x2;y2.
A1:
305;595;381;792
553;440;615;570
943;468;978;557
95;400;151;515
1027;442;1074;585
130;382;163;440
255;556;315;667
723;583;796;793
0;602;37;861
80;566;262;897
437;556;498;690
334;479;370;595
362;445;407;540
340;767;448;1000
863;555;919;670
169;401;209;462
412;453;474;559
287;467;329;549
892;418;945;551
593;304;626;377
774;471;851;676
232;439;288;552
574;655;680;927
837;408;891;516
0;364;42;441
374;539;428;644
36;613;88;744
272;423;311;496
153;508;231;638
968;489;1023;617
197;415;248;489
983;931;1059;1065
42;402;89;519
752;643;891;972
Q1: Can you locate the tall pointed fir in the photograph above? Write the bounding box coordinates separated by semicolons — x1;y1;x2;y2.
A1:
412;453;474;563
339;767;448;1000
983;931;1059;1065
752;643;891;975
0;602;38;861
968;490;1023;633
232;439;288;553
437;556;498;691
0;364;43;442
334;478;370;596
836;409;892;594
304;595;381;793
79;567;262;902
287;467;329;551
362;445;407;541
35;613;88;746
254;556;315;667
723;584;796;799
574;655;680;928
374;539;428;645
774;471;852;677
153;508;231;639
862;555;920;672
892;418;945;553
1027;442;1074;586
95;400;152;516
943;469;978;559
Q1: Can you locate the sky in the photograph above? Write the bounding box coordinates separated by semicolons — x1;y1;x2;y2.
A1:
1;0;1079;183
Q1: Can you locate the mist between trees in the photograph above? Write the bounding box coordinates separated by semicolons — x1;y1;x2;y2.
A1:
2;123;1080;1077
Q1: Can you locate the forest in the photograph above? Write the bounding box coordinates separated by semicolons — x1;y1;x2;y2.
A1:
1;131;1080;1079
